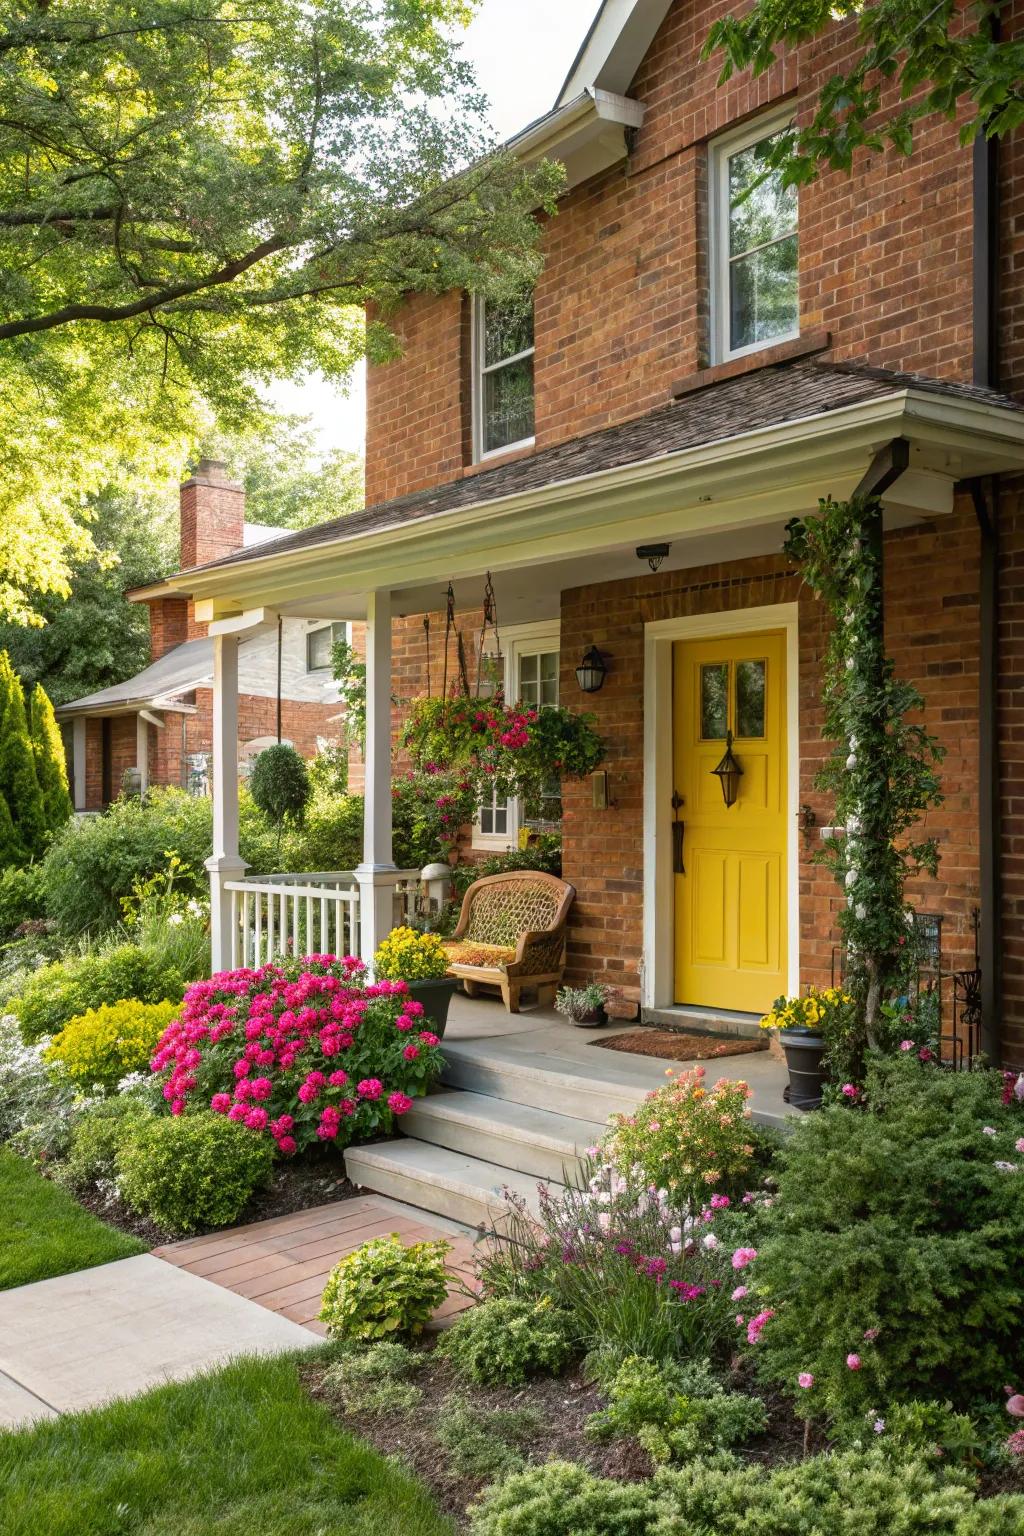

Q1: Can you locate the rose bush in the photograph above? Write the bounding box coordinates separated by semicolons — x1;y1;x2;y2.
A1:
148;955;444;1155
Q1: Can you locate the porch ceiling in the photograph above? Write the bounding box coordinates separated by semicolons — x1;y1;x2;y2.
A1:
136;361;1024;627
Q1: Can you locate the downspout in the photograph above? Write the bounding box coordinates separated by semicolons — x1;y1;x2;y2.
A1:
970;38;1002;1064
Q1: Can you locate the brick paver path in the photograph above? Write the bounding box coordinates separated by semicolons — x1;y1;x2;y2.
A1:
153;1196;477;1334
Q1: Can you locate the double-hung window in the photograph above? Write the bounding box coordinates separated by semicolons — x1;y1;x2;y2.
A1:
473;623;560;850
306;621;348;673
473;292;535;460
710;114;798;363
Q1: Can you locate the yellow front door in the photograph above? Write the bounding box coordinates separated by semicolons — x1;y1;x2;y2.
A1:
673;631;788;1013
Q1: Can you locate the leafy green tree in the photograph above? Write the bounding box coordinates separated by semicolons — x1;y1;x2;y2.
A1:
0;653;46;861
212;417;364;529
703;1;1024;186
0;0;559;621
28;684;73;835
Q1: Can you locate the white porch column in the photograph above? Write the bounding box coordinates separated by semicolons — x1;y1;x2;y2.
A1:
205;631;247;971
355;590;397;965
72;718;87;811
135;712;150;795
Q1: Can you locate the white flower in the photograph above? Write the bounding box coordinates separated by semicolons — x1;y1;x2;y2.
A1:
845;870;858;889
846;753;857;770
994;1161;1019;1174
846;815;862;834
982;1126;998;1137
702;1233;719;1252
167;912;184;926
855;904;867;921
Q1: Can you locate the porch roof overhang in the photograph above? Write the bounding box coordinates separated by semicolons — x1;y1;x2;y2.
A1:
132;361;1024;627
55;637;211;721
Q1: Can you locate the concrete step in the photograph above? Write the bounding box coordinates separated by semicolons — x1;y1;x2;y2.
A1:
641;1006;765;1041
440;1038;652;1125
344;1139;558;1229
404;1091;606;1183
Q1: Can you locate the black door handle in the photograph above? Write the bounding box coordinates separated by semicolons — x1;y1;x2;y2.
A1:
671;790;685;874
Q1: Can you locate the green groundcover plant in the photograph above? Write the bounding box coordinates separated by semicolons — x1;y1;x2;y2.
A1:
116;1111;274;1233
742;1055;1024;1424
586;1356;768;1465
438;1296;577;1386
320;1233;451;1341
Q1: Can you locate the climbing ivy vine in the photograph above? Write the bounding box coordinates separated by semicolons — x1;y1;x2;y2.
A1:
784;494;945;1043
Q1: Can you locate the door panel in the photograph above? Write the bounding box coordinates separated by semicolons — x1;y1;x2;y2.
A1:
673;630;788;1012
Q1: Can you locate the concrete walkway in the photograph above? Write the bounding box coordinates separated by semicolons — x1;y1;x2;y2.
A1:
0;1254;320;1430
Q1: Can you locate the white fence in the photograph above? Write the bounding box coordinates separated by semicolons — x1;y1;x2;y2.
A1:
224;870;421;969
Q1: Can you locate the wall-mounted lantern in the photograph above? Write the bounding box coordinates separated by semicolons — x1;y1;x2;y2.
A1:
712;731;743;808
575;644;608;693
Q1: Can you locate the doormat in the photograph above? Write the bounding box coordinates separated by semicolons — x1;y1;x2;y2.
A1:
591;1029;767;1063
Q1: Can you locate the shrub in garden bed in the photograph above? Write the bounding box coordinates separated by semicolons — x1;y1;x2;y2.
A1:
58;1096;155;1191
116;1110;274;1232
586;1356;768;1465
438;1296;577;1386
746;1055;1024;1425
319;1233;451;1340
13;943;190;1042
149;955;444;1153
45;999;179;1091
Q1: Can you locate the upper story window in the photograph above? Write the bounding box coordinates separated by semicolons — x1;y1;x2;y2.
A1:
306;621;347;673
710;114;798;363
473;292;535;461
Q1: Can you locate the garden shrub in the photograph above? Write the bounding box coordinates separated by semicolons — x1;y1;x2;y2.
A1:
436;1401;543;1483
58;1096;154;1189
13;943;187;1042
837;1399;984;1465
749;1056;1024;1424
604;1065;755;1213
586;1356;768;1464
374;926;449;981
438;1296;577;1386
449;839;562;902
319;1233;451;1340
0;1014;71;1147
647;1449;1024;1535
150;956;444;1152
45;999;180;1091
293;790;363;872
116;1110;273;1232
321;1340;424;1416
468;1460;654;1536
0;863;45;938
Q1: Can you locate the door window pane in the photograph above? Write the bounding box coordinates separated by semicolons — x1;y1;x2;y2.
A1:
736;659;766;738
519;650;559;710
700;663;728;740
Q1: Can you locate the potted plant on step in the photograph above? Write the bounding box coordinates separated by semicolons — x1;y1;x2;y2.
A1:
555;982;609;1028
759;986;854;1110
374;926;459;1037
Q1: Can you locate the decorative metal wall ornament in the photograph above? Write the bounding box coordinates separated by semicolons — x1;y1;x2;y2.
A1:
711;731;743;807
575;644;607;693
636;543;671;573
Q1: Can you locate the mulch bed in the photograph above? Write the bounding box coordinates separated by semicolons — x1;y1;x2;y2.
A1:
303;1347;825;1530
593;1028;768;1063
72;1153;358;1249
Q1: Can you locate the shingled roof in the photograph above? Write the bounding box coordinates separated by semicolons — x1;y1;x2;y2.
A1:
180;359;1023;580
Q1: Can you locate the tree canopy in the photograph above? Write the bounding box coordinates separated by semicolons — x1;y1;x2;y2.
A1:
0;0;559;621
703;0;1024;186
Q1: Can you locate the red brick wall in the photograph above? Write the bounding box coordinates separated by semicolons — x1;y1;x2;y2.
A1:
557;503;982;1009
148;597;189;661
998;476;1024;1068
365;0;979;505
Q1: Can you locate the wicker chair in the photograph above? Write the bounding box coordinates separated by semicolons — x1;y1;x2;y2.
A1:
442;870;575;1013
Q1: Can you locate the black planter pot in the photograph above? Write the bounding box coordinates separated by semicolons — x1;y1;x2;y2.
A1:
780;1028;827;1110
401;976;460;1038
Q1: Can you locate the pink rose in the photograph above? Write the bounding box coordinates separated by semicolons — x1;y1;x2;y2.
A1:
847;1353;862;1371
418;1031;440;1046
357;1078;383;1101
276;1135;297;1155
388;1091;413;1115
797;1372;814;1389
403;1044;420;1061
328;1070;349;1087
244;1107;268;1131
210;1092;231;1114
731;1247;757;1271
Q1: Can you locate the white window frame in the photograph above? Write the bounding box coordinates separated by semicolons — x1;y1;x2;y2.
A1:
472;619;560;852
306;620;349;674
709;110;798;366
471;293;536;464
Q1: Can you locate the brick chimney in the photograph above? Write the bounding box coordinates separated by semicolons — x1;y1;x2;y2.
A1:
179;458;246;570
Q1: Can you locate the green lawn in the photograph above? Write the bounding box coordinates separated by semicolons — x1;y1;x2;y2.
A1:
0;1148;144;1290
0;1353;454;1536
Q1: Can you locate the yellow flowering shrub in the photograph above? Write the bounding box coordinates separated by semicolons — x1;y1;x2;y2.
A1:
45;999;180;1091
759;986;853;1033
374;926;450;982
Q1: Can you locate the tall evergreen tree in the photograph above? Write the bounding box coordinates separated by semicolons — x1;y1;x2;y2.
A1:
0;653;45;862
0;658;22;867
29;684;72;835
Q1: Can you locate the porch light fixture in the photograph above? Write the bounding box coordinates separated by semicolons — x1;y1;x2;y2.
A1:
575;644;607;694
636;543;670;573
712;731;743;808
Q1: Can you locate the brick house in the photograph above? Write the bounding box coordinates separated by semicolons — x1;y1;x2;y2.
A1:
145;0;1024;1067
57;460;345;810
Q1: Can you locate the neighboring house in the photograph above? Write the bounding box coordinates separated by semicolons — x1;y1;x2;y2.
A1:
57;460;344;809
141;0;1024;1068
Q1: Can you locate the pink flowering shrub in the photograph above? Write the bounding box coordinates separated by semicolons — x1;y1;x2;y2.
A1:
604;1066;756;1214
149;955;443;1155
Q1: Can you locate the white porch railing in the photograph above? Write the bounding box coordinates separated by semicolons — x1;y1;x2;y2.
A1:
223;870;421;969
